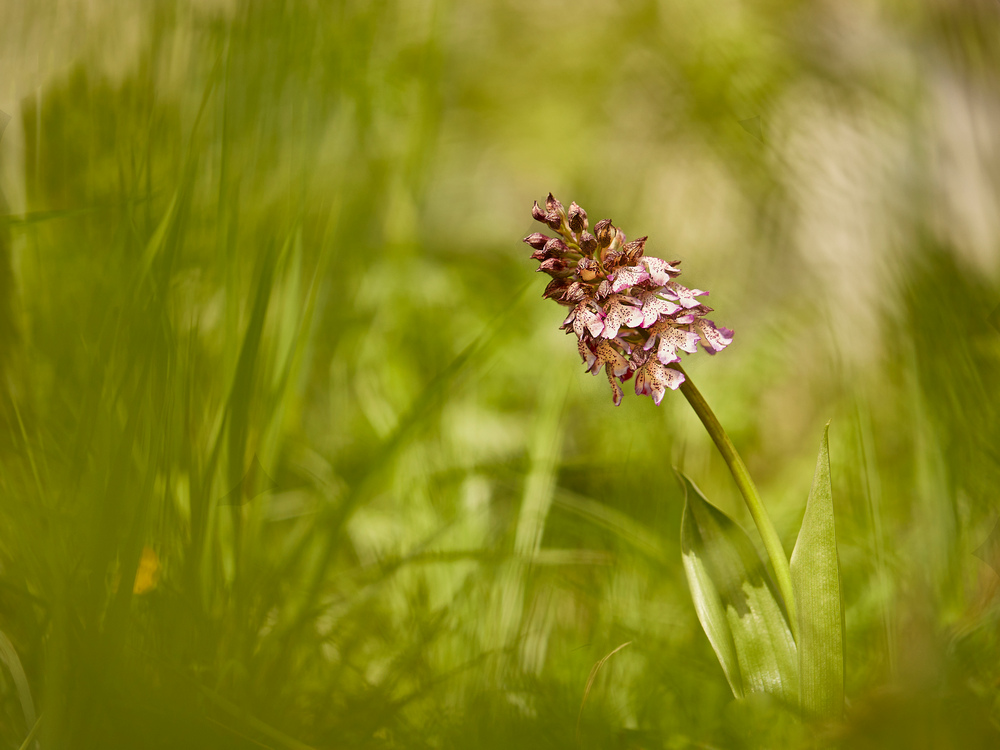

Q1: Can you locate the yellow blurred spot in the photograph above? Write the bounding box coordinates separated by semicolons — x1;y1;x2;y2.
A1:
133;546;160;594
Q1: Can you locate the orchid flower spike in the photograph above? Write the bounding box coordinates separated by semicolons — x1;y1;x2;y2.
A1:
525;194;734;405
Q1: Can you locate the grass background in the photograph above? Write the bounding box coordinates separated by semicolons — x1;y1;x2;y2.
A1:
1;0;999;747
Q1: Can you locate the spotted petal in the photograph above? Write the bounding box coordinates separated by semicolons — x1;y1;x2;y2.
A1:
564;301;605;338
667;281;708;309
601;297;644;338
673;308;699;325
645;319;700;364
693;318;735;354
606;368;624;406
635;359;685;405
611;265;648;293
637;291;681;328
594;340;629;377
643;257;682;286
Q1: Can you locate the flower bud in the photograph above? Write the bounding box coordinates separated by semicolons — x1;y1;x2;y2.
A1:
523;232;550;250
568;202;588;232
530;238;567;261
608;227;626;253
545;193;565;217
594;219;615;249
579;231;597;256
537;257;572;277
543;237;569;256
623;236;647;265
542;277;570;300
531;201;548;224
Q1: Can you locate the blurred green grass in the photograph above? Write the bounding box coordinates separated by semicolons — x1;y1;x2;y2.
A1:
1;0;999;747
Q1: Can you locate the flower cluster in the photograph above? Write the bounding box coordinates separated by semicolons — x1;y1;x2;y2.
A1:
526;194;733;405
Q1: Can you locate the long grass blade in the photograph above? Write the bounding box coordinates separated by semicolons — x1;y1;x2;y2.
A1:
790;423;844;718
0;629;37;735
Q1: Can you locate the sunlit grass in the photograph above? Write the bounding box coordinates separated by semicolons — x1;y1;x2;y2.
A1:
0;0;999;748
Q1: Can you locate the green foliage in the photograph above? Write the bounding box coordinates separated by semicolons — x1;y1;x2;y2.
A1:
680;474;797;703
790;424;844;720
0;0;999;748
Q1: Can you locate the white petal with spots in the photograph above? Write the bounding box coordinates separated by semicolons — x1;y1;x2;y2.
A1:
667;281;708;309
601;297;644;338
637;291;681;327
596;340;629;377
645;319;700;364
611;265;648;293
643;257;681;286
569;302;605;338
693;318;734;352
636;359;684;404
606;368;624;405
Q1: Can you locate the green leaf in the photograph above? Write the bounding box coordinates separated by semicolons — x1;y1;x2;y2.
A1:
790;423;845;719
0;629;36;734
680;474;798;703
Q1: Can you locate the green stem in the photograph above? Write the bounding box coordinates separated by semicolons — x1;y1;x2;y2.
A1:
674;364;798;639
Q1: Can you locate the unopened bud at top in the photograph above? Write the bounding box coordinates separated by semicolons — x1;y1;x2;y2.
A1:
530;237;569;260
543;193;566;231
608;226;626;253
568;202;588;232
594;219;615;249
543;237;569;256
532;201;563;231
523;232;550;250
537;257;572;277
623;237;647;265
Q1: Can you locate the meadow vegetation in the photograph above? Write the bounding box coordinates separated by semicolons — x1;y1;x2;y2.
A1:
1;1;999;747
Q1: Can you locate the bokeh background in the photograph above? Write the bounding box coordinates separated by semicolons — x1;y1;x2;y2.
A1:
1;0;999;747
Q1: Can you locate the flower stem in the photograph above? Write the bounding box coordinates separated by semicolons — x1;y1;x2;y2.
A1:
674;363;798;639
